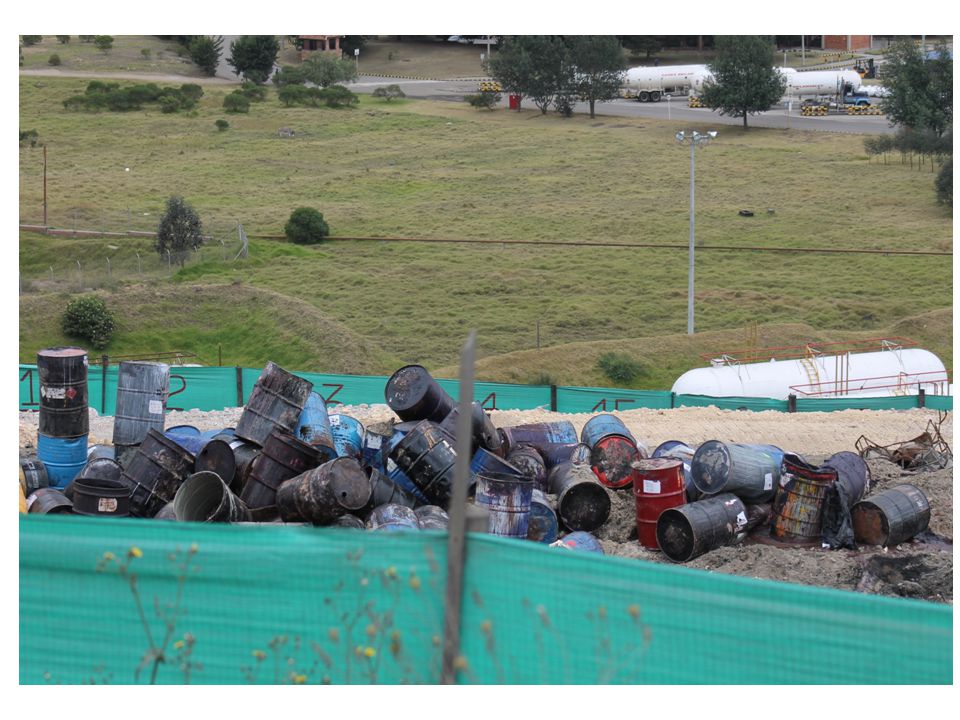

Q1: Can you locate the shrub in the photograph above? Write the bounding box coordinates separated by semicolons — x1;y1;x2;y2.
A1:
61;296;116;349
240;81;268;101
372;84;406;101
215;119;229;132
278;84;313;107
272;65;307;86
94;35;114;54
141;48;151;59
48;53;61;66
156;196;204;266
319;84;358;108
223;91;250;113
179;83;204;102
159;96;180;113
21;36;42;46
19;129;40;147
466;92;499;110
597;352;647;385
935;156;952;206
284;207;330;244
56;35;70;44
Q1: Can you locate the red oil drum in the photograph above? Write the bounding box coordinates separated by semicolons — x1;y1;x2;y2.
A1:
591;435;641;488
633;458;686;549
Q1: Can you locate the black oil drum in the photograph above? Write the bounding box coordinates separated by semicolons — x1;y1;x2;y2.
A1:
37;346;89;438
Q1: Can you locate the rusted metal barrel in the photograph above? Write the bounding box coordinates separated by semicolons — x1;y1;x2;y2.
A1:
389;420;458;507
656;493;749;562
236;362;313;447
770;455;835;544
633;458;686;549
71;477;131;517
652;440;700;500
241;430;321;514
852;484;930;547
19;455;49;495
174;471;251;522
439;402;502;456
295;391;337;461
527;489;559;543
581;414;642;489
195;431;257;493
552;531;604;554
118;429;195;518
87;444;116;460
112;361;170;447
470;447;523;479
415;504;450;530
37;346;89;438
276;458;371;525
498;421;578;456
329;414;365;459
385;364;457;423
690;442;785;503
361;425;394;471
538;442;591;469
334;513;365;529
361;467;420;512
367;503;420;531
548;462;611;532
506;444;548;492
26;487;74;515
474;471;533;538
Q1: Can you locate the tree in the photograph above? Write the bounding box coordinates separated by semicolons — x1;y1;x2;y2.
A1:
189;35;223;76
284;207;329;244
487;35;567;114
156;196;203;267
881;39;952;138
56;35;70;44
94;35;114;54
372;84;406;101
228;35;279;84
701;35;786;129
21;35;42;46
223;91;251;113
618;36;662;60
935;156;952;205
485;36;535;110
300;53;357;87
563;36;626;119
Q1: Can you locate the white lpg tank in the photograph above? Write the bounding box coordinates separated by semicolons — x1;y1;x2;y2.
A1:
671;348;949;400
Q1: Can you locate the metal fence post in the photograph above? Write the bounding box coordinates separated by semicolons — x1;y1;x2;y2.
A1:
235;366;244;407
788;394;797;413
550;384;558;412
918;388;926;408
101;355;109;414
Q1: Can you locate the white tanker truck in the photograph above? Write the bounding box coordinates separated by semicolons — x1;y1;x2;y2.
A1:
622;64;863;102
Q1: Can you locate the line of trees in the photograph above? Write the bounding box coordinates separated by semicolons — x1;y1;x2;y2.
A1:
485;36;626;118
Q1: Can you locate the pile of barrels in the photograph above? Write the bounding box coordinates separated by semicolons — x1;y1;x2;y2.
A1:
20;351;933;563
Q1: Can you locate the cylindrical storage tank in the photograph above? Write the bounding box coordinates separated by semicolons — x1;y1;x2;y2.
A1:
235;362;313;447
527;489;559;544
538;442;591;470
633;458;686;549
498;421;578;456
415;504;450;530
656;493;749;562
474;471;533;538
295;392;337;461
19;455;49;496
118;429;195;518
389;420;458;507
37;347;88;438
71;478;131;518
852;484;930;547
26;487;73;515
690;442;784;502
552;531;604;554
37;433;88;489
276;458;370;525
548;462;611;532
174;471;251;523
770;455;835;544
506;444;548;492
329;414;365;459
367;503;420;532
241;430;321;514
652;440;700;500
385;458;431;506
112;361;170;447
384;365;457;423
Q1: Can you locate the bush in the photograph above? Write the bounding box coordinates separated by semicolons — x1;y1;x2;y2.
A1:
20;129;40;147
240;81;268;101
319;84;358;108
278;84;314;107
372;84;406;101
56;35;70;44
141;48;151;59
466;92;499;110
94;35;114;53
179;83;204;102
272;65;307;86
48;53;61;66
61;296;116;350
215;119;229;132
159;96;180;113
597;352;647;385
284;207;330;244
21;36;42;46
156;196;204;266
935;156;952;206
223;91;250;113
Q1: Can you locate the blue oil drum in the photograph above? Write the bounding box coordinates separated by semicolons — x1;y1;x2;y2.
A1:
527;489;559;543
296;392;337;461
367;503;420;532
553;531;604;554
474;471;533;538
652;440;699;500
329;414;365;459
690;442;786;503
37;432;88;489
580;414;636;447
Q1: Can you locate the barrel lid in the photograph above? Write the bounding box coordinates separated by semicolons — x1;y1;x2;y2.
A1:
384;365;433;411
652;440;692;457
38;346;87;358
690;440;730;494
632;457;683;472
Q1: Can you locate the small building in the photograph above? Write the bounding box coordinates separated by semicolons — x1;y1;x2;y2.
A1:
298;35;344;61
822;35;873;52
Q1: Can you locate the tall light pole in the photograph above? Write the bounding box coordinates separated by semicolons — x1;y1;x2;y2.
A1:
675;129;717;335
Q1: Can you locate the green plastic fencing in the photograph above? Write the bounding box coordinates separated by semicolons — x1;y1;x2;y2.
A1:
18;364;952;416
19;516;952;684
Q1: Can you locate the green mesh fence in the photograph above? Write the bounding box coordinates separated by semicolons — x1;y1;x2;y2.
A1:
20;516;952;684
18;364;950;415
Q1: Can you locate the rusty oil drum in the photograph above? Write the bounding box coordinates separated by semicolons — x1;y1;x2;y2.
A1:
656;493;750;562
384;365;457;423
690;442;784;503
580;415;642;489
498;421;578;457
439;401;503;456
235;361;313;447
118;429;195;518
632;458;686;549
770;455;835;544
367;503;420;532
474;471;533;538
548;461;611;532
71;477;131;518
389;420;458;507
852;484;930;547
174;471;251;523
506;444;548;492
37;346;89;438
275;458;371;525
241;430;321;513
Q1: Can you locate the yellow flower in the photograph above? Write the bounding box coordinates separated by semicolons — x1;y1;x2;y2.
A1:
628;604;640;619
409;576;421;591
173;640;185;650
453;655;468;670
365;623;377;638
189;543;198;554
102;551;115;561
328;628;339;643
363;647;376;658
385;566;397;578
129;546;143;559
252;650;266;661
598;606;607;620
292;673;307;684
480;620;492;634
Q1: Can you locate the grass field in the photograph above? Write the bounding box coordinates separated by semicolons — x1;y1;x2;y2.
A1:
19;35;206;77
18;74;952;386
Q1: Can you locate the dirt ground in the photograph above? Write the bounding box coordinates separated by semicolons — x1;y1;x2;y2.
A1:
19;405;953;604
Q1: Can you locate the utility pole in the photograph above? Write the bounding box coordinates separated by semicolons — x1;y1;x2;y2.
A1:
43;145;48;227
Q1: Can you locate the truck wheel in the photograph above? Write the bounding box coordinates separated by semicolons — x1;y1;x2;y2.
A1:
638;91;650;102
650;91;661;102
